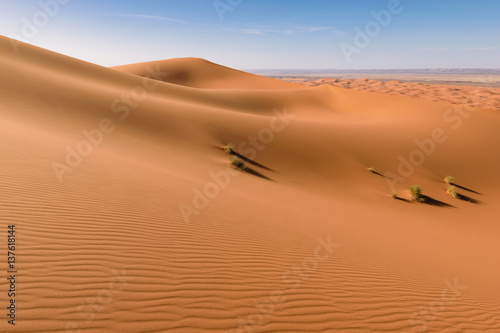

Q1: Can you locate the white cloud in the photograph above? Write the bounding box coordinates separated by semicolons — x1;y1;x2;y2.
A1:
302;26;331;32
419;46;496;51
117;14;188;25
237;28;266;35
281;29;295;35
462;47;496;51
117;14;345;38
231;26;343;36
229;28;293;35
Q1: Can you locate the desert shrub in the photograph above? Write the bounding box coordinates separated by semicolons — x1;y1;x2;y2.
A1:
390;192;397;199
447;185;458;199
368;167;375;173
410;185;424;203
444;176;454;184
224;143;235;155
230;155;245;170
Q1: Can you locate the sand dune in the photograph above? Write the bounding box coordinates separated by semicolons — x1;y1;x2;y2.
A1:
112;58;303;90
1;36;500;332
296;77;500;112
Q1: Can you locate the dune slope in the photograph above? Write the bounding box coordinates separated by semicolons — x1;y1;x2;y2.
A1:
1;36;500;332
112;57;304;90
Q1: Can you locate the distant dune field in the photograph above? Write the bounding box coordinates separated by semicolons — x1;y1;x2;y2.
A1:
252;69;500;88
1;35;500;332
294;78;500;112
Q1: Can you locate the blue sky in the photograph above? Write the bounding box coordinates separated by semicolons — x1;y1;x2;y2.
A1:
0;0;499;69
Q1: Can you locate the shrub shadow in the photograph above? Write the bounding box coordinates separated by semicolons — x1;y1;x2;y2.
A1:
232;151;274;172
456;193;481;204
450;182;482;195
369;170;386;178
241;167;274;181
420;195;455;208
221;145;275;181
219;146;274;172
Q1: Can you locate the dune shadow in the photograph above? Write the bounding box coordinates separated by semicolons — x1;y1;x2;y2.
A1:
420;195;455;208
456;193;481;204
242;167;274;181
451;182;482;195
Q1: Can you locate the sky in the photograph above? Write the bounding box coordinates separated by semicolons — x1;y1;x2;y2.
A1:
0;0;499;69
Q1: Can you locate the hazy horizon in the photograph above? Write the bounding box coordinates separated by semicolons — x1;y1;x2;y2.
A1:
246;68;500;71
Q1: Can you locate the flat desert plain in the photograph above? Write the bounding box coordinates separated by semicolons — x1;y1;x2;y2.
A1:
1;35;500;332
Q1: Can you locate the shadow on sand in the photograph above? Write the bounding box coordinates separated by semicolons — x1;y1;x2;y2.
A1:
369;170;386;178
222;147;274;181
420;195;455;208
235;152;274;171
456;193;481;204
241;166;274;181
451;182;482;195
220;147;275;172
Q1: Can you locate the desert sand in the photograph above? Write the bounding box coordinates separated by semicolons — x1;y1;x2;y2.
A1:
294;77;500;112
1;35;500;332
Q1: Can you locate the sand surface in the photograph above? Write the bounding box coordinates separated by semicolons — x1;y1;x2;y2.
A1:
1;36;500;332
295;78;500;112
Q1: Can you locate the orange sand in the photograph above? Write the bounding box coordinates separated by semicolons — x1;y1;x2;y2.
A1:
1;36;500;332
296;77;500;112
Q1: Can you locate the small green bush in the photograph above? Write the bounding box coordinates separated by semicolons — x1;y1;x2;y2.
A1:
447;185;458;199
368;167;375;173
224;143;235;155
229;155;245;170
390;192;397;199
410;185;424;203
444;176;454;185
